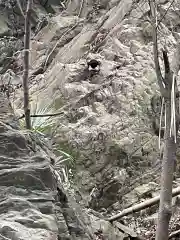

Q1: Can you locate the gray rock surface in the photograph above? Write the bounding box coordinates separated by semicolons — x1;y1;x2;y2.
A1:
1;0;180;238
0;92;127;239
10;1;180;211
0;93;59;239
17;0;165;209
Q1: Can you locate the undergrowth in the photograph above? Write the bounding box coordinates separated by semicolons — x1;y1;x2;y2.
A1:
19;97;75;183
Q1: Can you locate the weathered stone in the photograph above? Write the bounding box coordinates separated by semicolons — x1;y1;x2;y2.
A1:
0;15;10;36
0;119;59;239
90;216;125;240
134;182;158;198
0;93;104;239
1;1;180;237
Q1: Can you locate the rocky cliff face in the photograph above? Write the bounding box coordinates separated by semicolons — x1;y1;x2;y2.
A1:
1;0;180;239
0;92;127;239
0;92;88;239
17;0;180;209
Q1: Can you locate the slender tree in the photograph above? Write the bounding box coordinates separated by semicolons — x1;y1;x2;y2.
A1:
149;1;179;239
22;0;32;129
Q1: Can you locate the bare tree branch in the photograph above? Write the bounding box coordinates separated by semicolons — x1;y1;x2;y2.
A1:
107;186;180;222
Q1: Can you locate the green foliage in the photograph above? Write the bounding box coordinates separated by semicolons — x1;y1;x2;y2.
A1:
53;145;76;182
19;99;55;134
56;140;80;161
56;148;75;168
31;101;54;132
53;141;80;181
19;97;76;182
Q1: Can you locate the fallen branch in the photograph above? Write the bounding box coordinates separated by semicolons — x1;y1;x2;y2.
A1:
107;186;180;222
113;221;138;238
169;229;180;239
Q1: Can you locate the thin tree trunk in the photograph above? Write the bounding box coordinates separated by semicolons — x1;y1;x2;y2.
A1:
148;1;179;239
23;0;32;129
155;99;176;240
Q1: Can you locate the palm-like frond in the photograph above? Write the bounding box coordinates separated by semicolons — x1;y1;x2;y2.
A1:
30;100;54;131
19;97;75;183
